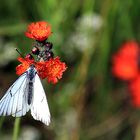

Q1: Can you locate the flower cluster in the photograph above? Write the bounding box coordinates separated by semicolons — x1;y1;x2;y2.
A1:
112;41;140;107
16;21;67;84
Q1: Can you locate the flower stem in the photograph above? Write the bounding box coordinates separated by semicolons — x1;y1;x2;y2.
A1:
12;118;21;140
0;116;5;135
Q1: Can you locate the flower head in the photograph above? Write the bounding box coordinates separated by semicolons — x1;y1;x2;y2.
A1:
16;56;67;84
25;21;52;41
45;57;67;84
112;41;139;80
17;21;67;84
35;61;47;79
16;57;34;75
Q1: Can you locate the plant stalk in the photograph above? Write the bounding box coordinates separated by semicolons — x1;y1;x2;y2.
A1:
12;118;21;140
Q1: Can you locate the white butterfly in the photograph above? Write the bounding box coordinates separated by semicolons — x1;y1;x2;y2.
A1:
0;65;50;125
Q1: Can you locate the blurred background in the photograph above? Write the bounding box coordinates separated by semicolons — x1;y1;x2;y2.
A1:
0;0;140;140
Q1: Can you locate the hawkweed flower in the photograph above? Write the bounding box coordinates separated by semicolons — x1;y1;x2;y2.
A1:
25;21;52;41
16;55;34;75
45;57;67;84
35;61;47;79
112;41;140;107
112;41;139;80
16;56;67;84
20;21;67;84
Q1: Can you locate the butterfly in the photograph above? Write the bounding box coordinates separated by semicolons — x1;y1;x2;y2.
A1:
0;64;50;125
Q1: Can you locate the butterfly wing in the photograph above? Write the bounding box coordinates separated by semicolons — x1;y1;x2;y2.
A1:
31;74;50;125
0;72;30;117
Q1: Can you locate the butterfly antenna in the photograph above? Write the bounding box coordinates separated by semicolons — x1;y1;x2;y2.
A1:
15;48;24;58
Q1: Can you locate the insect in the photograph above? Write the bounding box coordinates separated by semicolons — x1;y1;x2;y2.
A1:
0;64;50;125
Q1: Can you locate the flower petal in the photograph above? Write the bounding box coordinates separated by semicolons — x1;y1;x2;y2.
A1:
25;21;52;41
112;41;139;80
45;57;67;84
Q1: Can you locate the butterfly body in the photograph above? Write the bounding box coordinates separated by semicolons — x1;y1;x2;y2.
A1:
27;65;36;105
0;66;50;125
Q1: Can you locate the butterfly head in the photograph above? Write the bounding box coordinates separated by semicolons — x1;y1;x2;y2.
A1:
27;65;37;81
30;64;35;68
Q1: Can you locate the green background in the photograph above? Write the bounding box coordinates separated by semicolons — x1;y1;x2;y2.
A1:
0;0;140;139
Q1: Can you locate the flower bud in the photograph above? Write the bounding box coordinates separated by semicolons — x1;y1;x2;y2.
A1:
32;47;40;55
25;53;34;60
46;51;54;60
45;42;53;50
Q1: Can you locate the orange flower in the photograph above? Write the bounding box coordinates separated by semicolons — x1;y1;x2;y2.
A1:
16;57;34;75
35;61;47;79
25;21;52;41
16;57;67;84
45;57;67;84
129;76;140;107
112;41;139;80
117;41;139;58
